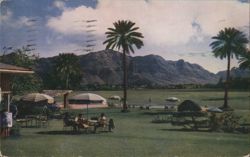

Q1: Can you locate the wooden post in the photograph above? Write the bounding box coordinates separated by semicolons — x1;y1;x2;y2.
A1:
7;94;10;112
63;93;69;108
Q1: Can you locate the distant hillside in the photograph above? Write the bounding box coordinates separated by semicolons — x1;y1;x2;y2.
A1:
61;49;218;86
216;67;250;79
1;50;220;86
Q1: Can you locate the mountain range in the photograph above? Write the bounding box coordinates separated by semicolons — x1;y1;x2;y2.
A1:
38;49;221;86
3;49;249;86
216;67;250;79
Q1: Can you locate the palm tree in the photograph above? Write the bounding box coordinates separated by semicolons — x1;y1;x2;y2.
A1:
55;53;81;89
210;27;248;109
239;50;250;70
103;20;144;111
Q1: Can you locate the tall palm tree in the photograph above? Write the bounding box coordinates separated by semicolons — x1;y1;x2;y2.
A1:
239;50;250;70
210;27;248;109
103;20;144;111
55;53;81;89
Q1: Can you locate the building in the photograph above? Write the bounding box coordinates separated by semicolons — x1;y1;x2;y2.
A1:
0;62;34;111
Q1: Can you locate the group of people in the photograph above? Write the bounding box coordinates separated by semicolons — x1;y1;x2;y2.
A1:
63;112;115;133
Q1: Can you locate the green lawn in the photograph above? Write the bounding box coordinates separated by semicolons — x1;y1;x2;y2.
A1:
1;89;250;157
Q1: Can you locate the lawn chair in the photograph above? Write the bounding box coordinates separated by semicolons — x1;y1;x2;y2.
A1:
62;113;77;131
36;115;49;128
63;118;76;131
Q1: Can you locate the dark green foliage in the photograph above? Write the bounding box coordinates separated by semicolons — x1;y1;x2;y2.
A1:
210;28;248;60
209;112;242;132
0;48;42;94
11;74;42;94
36;57;59;89
229;77;250;89
103;20;144;53
209;113;223;131
221;112;241;132
177;100;202;112
239;50;250;70
54;53;82;89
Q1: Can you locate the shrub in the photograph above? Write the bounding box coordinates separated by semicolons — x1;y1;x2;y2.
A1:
209;112;241;133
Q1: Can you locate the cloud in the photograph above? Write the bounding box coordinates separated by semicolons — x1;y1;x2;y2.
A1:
53;1;66;10
0;9;12;23
43;0;249;72
47;0;249;47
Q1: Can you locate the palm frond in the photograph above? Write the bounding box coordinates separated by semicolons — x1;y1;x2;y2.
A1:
103;20;144;56
210;27;249;60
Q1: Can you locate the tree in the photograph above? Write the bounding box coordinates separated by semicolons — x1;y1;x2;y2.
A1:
55;53;82;89
239;50;250;70
210;27;248;109
103;20;144;111
0;47;42;94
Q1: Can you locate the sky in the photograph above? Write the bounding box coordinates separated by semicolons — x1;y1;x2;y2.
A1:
0;0;249;73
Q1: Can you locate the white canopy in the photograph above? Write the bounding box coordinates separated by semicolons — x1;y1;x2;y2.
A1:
21;93;54;104
70;93;106;102
165;97;180;102
108;95;121;100
207;107;223;113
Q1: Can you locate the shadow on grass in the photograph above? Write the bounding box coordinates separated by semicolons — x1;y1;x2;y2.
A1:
20;126;40;128
203;96;250;101
36;130;110;135
36;130;90;135
159;128;211;133
142;111;173;115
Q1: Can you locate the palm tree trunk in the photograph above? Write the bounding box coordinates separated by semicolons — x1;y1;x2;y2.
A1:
122;49;128;111
223;54;231;109
66;74;69;89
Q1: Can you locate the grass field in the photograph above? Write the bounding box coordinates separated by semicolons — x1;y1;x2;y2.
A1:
1;89;250;157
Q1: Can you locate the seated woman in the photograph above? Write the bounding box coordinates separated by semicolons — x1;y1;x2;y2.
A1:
75;114;89;130
94;113;108;132
98;113;108;127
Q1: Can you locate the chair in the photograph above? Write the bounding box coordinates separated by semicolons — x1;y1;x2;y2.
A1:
16;118;29;128
62;117;78;132
36;115;49;128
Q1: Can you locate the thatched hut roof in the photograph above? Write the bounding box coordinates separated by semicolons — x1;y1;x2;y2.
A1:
177;100;202;112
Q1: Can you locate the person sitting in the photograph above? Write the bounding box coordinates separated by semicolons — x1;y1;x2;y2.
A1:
63;112;77;131
98;113;107;127
94;113;108;132
75;114;89;130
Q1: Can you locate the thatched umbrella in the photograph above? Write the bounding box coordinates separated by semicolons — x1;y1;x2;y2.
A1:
177;100;202;112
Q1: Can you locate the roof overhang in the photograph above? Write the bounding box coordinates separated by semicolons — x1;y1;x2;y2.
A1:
0;69;34;74
0;62;34;74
